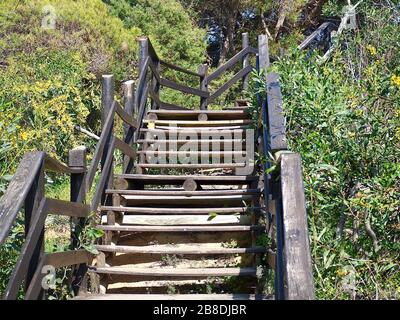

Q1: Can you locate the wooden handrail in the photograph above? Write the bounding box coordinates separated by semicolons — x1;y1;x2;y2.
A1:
115;101;138;129
85;101;116;191
160;77;209;98
208;47;256;82
160;59;203;77
44;155;85;174
298;22;336;51
208;65;253;103
256;34;315;300
0;152;44;245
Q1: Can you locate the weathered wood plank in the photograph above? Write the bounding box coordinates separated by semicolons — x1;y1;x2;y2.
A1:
96;225;264;232
44;155;84;174
3;198;48;300
101;75;114;128
143;119;251;126
199;63;208;110
160;78;209;98
91;137;116;211
114;137;136;160
208;47;252;82
115;101;138;129
280;153;315;300
0;152;44;245
46;198;90;218
108;214;252;225
116;174;257;184
242;32;250;90
91;267;257;277
267;72;288;151
298;22;333;50
46;250;92;269
85;102;116;191
136;163;246;169
95;244;267;255
208;65;253;103
141;128;246;135
106;189;260;196
148;109;246;116
100;206;258;215
258;35;270;70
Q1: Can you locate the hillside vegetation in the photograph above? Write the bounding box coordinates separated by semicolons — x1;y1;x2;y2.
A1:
0;0;206;191
0;0;206;296
0;0;398;300
270;2;400;299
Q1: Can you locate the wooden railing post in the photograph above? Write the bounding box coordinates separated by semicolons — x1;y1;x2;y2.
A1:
24;161;45;294
199;64;208;110
258;34;270;72
69;146;87;295
123;80;135;174
101;75;114;128
151;60;160;110
266;73;287;152
242;32;250;91
138;38;149;72
280;153;315;300
138;38;150;109
101;75;114;205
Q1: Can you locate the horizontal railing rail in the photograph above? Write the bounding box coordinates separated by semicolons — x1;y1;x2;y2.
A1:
298;22;337;54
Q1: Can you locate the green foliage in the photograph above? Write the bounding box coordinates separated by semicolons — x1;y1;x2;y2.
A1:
104;0;207;107
268;4;400;299
0;0;140;184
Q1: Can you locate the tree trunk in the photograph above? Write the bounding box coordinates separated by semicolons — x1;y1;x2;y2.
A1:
219;0;240;65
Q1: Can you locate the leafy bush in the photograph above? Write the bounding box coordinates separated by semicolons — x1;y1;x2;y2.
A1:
104;0;207;108
0;0;206;298
269;3;400;299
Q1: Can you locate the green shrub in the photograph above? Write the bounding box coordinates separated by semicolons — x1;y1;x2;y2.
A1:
268;3;400;299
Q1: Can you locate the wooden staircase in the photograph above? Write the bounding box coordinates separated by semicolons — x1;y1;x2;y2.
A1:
86;107;269;300
0;33;315;301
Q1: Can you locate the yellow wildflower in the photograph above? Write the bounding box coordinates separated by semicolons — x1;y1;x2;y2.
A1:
366;45;377;56
20;132;28;141
391;75;400;87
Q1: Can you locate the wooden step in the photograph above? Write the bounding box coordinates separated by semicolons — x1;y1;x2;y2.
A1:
105;189;261;196
73;293;269;300
96;225;264;232
116;174;258;184
138;150;247;156
140;128;246;135
152;125;250;130
100;206;258;214
101;215;252;226
119;195;254;206
144;119;252;126
90;266;257;277
95;244;267;254
135;163;247;169
147;110;248;120
136;139;245;144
